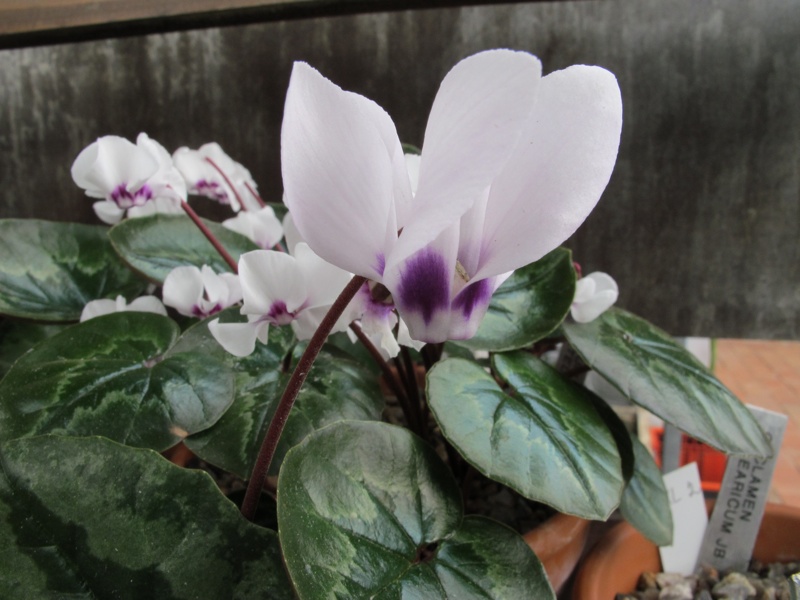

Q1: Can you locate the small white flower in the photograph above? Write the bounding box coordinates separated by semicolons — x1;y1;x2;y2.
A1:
570;272;619;323
222;206;284;249
162;265;242;318
209;243;352;357
80;295;167;322
71;133;185;225
173;143;260;212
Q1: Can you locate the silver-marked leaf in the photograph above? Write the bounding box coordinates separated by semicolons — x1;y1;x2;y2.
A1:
108;214;258;282
620;433;673;546
563;308;771;456
0;219;145;321
0;320;68;378
0;312;234;450
454;248;575;352
181;310;384;477
0;435;292;599
428;354;624;520
278;420;554;600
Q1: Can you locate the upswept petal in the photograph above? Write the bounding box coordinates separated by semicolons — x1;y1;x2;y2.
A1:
474;64;623;281
292;243;353;310
281;211;304;255
223;206;284;249
208;319;262;358
238;250;307;315
71;136;157;198
127;295;168;316
281;62;403;279
162;266;204;316
571;272;619;323
80;298;120;321
391;50;541;268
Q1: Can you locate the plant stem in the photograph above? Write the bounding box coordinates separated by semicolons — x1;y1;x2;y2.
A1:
205;157;246;211
245;182;267;208
180;200;239;273
240;275;366;521
348;322;411;413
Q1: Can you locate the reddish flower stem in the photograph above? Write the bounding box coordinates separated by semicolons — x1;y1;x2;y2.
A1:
205;157;247;211
240;275;367;521
180;200;238;273
244;182;267;208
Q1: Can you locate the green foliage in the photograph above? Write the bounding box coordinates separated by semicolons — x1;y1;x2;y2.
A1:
0;312;234;451
428;353;624;520
0;435;292;599
108;214;258;282
278;421;554;599
0;219;145;321
564;308;772;457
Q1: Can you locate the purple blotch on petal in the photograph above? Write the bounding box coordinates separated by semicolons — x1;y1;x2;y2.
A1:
452;279;493;319
397;250;449;325
268;301;295;325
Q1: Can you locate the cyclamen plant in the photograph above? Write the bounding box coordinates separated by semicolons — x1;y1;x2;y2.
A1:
0;49;772;599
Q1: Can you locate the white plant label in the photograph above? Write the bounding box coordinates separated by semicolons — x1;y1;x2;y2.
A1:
659;462;708;574
697;405;788;571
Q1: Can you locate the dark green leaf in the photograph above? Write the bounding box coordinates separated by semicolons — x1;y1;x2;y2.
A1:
182;311;384;477
455;248;575;352
563;308;771;456
278;420;554;599
0;312;234;450
428;353;624;520
0;320;68;378
108;214;258;282
0;219;145;321
0;435;292;599
620;433;673;546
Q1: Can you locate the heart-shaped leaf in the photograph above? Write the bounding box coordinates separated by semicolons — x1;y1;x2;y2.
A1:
0;219;145;321
620;433;673;546
0;320;68;378
108;214;258;282
180;311;384;477
563;308;771;456
0;435;292;599
278;420;554;599
0;312;234;450
454;248;575;352
428;353;624;520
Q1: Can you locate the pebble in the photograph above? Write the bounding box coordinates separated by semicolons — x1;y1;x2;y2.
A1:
616;561;797;600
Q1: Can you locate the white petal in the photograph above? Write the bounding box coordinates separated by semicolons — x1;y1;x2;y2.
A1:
475;65;623;280
71;136;157;198
223;207;284;249
397;319;426;352
92;201;125;225
162;265;204;316
127;295;168;316
571;272;619;323
293;243;353;310
281;62;406;279
208;319;261;357
238;250;307;315
282;210;305;254
392;50;541;268
80;298;119;321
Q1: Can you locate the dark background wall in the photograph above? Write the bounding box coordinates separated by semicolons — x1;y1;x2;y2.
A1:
1;0;798;338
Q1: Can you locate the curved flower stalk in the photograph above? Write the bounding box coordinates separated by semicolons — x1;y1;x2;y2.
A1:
208;243;353;357
71;133;186;224
80;295;167;322
173;142;262;212
162;265;242;318
222;206;284;249
571;271;619;323
282;49;623;343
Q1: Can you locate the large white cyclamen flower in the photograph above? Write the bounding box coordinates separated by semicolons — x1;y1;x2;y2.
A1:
208;243;353;357
222;206;284;249
571;272;619;323
80;295;167;322
162;265;242;318
173;143;260;212
281;49;623;343
71;133;186;225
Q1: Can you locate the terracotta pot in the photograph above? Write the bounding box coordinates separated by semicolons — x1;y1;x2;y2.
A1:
525;512;591;594
572;502;800;600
